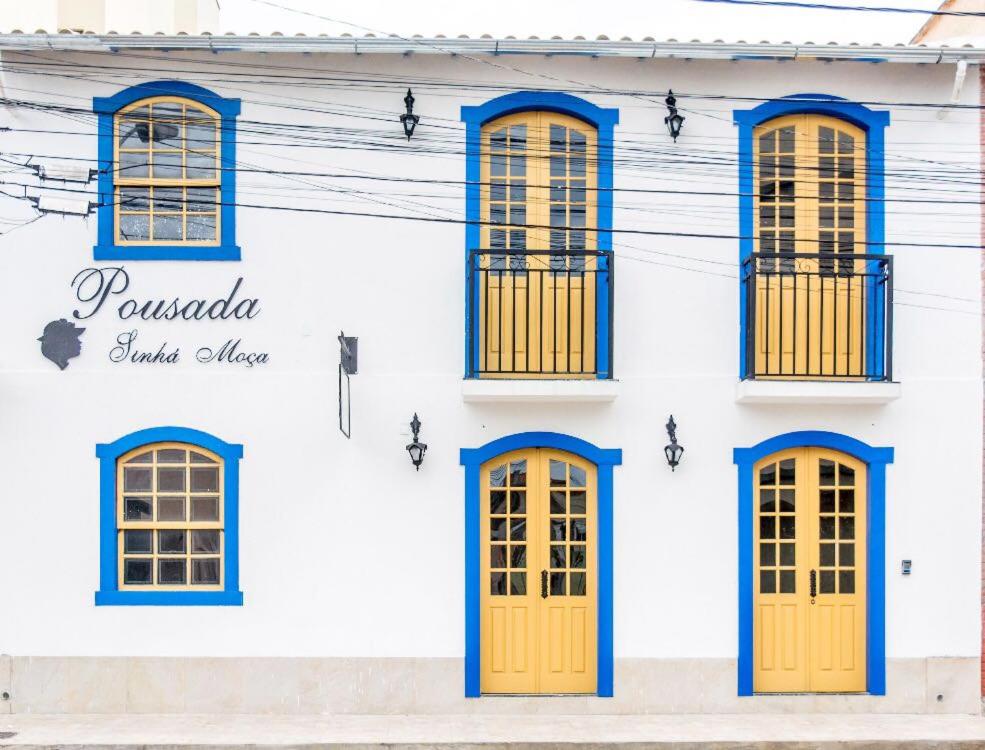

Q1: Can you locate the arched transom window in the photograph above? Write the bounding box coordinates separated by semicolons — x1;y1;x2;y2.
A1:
117;442;224;589
115;97;221;246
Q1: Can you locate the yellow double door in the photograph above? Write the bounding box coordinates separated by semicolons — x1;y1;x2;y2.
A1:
754;447;867;693
480;448;597;694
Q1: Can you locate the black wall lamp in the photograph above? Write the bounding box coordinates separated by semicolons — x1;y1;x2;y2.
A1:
664;90;685;142
664;415;684;471
406;413;427;470
400;88;420;140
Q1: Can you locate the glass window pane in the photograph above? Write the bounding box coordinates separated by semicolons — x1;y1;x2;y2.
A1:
759;488;775;512
119;213;150;242
186;214;217;241
779;570;795;593
760;542;776;567
819;459;836;485
510;572;526;595
838;464;856;486
550;460;567;486
157;467;185;492
153;214;182;241
819;517;836;539
510;544;526;568
191;496;219;521
569;572;586;596
490;490;507;515
190;451;216;464
819;570;835;593
570;545;586;569
490;571;506;595
819;489;836;513
510;519;526;541
151;151;182;179
128;450;153;463
550;518;566;541
570;519;586;542
190;467;219;492
186;151;216;179
779;543;795;566
156;448;185;463
820;543;836;566
550;545;566;569
157;497;185;521
758;463;776;486
490;518;507;541
509;461;526;487
760;570;776;594
159;559;186;585
120;187;150;210
124;467;152;492
759;516;776;540
569;491;586;515
839;489;855;513
489;465;507;487
158;530;186;554
839;570;855;594
192;530;220;554
510;490;525;514
191;558;220;585
839;543;855;567
840;516;855;540
490;544;506;568
550;572;566;596
123;558;152;585
124;529;152;554
119;150;150;177
778;489;795;512
186;119;216;151
779;516;795;539
152;120;182;148
779;459;795;484
119;116;149;147
124;497;152;520
550;491;566;514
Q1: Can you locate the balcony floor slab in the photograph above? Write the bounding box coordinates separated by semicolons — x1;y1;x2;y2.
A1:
736;379;901;405
463;379;619;403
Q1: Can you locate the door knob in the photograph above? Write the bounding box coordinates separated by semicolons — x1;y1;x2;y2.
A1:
541;570;548;599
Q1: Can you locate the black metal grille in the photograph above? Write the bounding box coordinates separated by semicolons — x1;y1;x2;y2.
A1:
467;249;614;378
742;252;893;381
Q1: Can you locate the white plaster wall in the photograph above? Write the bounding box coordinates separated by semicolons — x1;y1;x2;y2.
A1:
0;53;978;665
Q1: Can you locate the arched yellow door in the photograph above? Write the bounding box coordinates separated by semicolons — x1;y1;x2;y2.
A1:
753;114;866;378
478;111;598;377
480;448;597;693
754;447;867;692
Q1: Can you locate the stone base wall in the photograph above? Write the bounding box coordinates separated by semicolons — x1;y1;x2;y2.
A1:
0;656;979;715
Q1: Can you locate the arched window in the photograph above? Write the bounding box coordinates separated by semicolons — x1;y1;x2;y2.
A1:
117;442;224;589
733;96;891;381
115;97;221;247
96;427;243;605
93;81;241;261
462;93;618;380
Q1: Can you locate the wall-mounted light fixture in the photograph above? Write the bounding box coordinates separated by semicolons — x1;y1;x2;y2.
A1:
400;88;420;140
406;412;427;470
664;90;685;142
664;414;684;471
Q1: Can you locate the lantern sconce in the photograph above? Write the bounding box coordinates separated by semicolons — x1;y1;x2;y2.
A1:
664;90;685;142
664;414;684;471
406;412;427;470
400;88;420;140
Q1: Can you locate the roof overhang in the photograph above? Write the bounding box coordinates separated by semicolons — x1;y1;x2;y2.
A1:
0;33;981;63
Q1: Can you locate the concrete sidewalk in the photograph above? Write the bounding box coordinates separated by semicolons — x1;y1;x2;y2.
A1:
0;713;984;749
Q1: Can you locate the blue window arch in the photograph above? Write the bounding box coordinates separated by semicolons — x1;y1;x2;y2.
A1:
733;430;893;695
460;431;622;697
95;426;244;606
460;93;619;378
732;95;890;379
93;80;241;261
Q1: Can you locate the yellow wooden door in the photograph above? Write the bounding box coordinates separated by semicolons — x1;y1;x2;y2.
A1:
753;115;866;378
479;112;597;377
754;448;866;693
480;449;597;694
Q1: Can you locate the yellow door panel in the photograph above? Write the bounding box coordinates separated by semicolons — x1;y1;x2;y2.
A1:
481;448;597;694
754;447;867;694
753;114;867;379
478;112;598;378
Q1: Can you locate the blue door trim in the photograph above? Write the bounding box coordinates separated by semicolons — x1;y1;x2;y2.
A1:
95;425;244;606
460;93;619;378
93;80;242;261
460;431;622;697
732;95;890;379
733;430;893;696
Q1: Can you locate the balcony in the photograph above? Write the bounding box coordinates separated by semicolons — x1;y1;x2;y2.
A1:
739;252;898;404
465;249;614;392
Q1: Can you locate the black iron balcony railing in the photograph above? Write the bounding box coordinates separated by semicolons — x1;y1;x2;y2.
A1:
741;252;893;381
466;249;614;379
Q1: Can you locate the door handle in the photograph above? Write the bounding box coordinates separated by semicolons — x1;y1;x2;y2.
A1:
809;569;817;602
541;570;548;599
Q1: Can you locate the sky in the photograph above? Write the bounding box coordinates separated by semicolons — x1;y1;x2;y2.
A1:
221;0;950;45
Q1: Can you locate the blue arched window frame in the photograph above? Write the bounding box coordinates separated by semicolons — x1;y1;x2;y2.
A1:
733;430;893;695
95;426;244;606
460;93;619;378
732;95;890;379
93;80;241;261
460;431;622;697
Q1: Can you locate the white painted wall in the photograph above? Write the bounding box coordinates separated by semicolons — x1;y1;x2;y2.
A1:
0;52;978;665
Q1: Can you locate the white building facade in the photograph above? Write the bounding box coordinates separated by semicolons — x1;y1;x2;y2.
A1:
0;33;981;715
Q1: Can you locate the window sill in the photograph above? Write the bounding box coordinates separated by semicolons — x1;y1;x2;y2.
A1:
735;379;901;405
95;590;243;606
93;245;241;262
462;378;619;403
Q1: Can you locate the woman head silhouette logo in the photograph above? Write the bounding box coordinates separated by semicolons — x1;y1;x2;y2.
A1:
38;319;85;370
